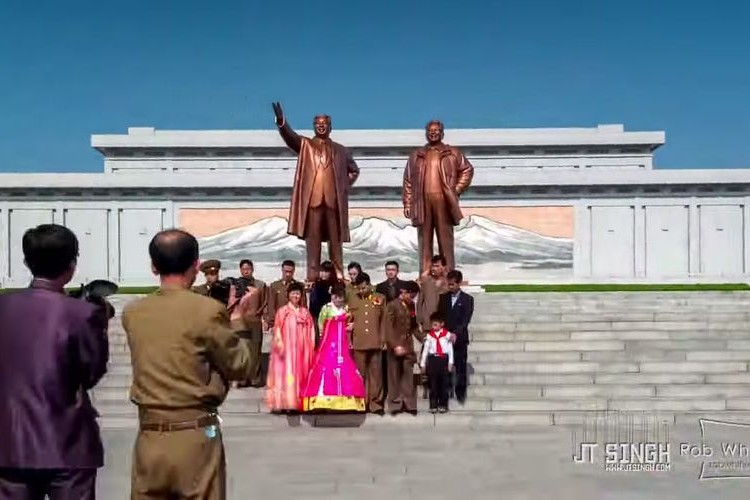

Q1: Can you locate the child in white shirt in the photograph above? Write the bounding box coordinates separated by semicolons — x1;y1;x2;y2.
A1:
420;312;454;413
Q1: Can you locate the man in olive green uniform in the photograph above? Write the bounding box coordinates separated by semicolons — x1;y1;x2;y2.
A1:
385;281;423;414
265;259;306;330
192;259;231;306
228;259;268;387
348;272;387;414
123;229;256;500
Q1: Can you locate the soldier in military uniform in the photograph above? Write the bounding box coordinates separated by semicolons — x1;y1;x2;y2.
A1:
348;272;387;414
122;229;256;499
265;259;306;330
385;281;423;415
228;259;268;388
192;259;231;306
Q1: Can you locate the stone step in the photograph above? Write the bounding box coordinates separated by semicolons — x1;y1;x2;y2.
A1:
91;394;494;414
593;373;705;384
90;391;747;415
96;409;750;430
104;329;750;348
471;362;639;374
569;331;750;341
476;360;747;375
103;380;750;400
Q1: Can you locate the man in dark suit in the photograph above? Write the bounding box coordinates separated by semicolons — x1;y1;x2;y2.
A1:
437;269;474;403
375;260;407;303
0;224;110;499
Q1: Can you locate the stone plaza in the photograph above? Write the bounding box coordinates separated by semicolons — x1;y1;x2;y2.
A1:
98;425;750;499
89;291;750;498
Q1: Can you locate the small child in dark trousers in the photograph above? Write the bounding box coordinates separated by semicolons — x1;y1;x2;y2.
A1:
419;313;454;413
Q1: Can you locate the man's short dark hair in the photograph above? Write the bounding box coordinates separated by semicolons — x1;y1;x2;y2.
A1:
347;262;362;272
405;281;420;294
431;255;447;266
429;312;444;324
319;261;334;272
149;229;199;276
22;224;79;280
239;259;253;268
384;260;399;269
447;270;463;283
287;281;305;295
353;272;371;286
282;260;295;268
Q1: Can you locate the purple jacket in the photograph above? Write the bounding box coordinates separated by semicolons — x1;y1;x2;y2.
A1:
0;279;109;468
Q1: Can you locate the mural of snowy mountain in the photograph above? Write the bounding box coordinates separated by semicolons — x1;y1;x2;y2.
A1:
198;215;572;280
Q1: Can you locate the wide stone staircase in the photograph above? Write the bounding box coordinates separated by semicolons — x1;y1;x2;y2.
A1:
94;291;750;428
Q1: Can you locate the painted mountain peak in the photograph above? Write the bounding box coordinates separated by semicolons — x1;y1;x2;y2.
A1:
198;215;572;273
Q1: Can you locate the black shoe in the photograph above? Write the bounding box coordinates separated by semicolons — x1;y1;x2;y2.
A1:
429;408;438;414
438;407;448;413
406;409;418;416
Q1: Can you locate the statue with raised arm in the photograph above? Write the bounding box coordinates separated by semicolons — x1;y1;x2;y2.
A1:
403;120;474;275
272;102;360;282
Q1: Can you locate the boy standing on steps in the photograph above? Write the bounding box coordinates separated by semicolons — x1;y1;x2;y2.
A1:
420;312;454;413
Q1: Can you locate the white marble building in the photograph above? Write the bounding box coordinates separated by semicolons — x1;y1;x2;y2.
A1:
1;123;749;286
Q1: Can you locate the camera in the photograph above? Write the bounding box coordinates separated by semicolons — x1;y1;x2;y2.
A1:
207;278;232;305
68;279;119;319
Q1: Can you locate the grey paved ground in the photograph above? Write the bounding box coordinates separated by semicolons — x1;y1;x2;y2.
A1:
98;421;750;499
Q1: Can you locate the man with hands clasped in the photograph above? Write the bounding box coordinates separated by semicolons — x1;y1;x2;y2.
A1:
385;281;423;415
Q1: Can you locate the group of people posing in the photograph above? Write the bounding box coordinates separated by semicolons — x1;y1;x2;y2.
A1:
194;255;474;415
0;223;474;499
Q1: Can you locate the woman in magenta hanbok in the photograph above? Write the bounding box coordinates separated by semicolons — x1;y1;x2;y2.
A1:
302;283;366;412
265;282;316;412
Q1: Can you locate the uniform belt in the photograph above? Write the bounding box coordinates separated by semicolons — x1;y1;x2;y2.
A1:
140;414;218;432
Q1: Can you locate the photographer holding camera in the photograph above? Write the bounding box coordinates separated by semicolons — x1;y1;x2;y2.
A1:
0;224;110;499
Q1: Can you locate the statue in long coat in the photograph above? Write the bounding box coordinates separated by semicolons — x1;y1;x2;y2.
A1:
272;102;360;282
403;120;474;275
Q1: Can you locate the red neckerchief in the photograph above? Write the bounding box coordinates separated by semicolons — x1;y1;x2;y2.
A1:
429;328;448;356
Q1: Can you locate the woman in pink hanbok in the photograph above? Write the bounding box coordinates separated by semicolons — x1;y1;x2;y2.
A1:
302;283;366;412
265;282;316;413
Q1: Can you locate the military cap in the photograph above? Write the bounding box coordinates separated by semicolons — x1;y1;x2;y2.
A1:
200;259;221;273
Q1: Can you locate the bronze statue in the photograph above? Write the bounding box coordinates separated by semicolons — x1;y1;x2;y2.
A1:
403;120;474;275
272;102;360;281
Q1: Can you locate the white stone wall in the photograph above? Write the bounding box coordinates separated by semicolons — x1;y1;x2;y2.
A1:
1;194;749;287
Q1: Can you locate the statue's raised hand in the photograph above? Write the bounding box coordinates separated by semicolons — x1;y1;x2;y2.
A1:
272;102;285;126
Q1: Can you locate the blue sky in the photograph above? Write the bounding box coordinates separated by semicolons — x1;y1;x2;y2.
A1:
0;0;748;172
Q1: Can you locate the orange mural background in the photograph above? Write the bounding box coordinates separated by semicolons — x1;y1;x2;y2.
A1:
179;206;573;238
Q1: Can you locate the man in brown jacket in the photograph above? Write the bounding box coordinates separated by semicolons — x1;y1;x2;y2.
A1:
403;120;474;274
348;272;388;414
417;255;449;398
385;281;423;415
265;259;306;330
228;259;268;387
417;255;449;331
122;229;256;500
